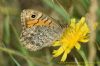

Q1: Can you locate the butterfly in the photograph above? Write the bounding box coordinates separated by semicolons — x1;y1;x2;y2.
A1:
20;9;63;51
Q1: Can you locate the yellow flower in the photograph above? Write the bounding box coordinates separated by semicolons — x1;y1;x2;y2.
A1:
52;17;90;62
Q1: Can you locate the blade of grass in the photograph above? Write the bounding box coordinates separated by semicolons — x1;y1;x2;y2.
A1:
43;0;70;22
10;55;21;66
10;23;35;66
2;42;21;66
78;49;89;66
0;45;48;66
46;48;53;66
96;56;100;66
80;0;90;10
3;15;10;45
74;57;81;66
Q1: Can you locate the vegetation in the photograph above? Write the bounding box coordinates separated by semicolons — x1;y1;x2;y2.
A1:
0;0;100;66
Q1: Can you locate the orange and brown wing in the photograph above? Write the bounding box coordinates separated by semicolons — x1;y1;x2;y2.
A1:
26;17;60;29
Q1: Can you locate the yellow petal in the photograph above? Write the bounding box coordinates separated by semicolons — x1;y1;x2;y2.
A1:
79;38;89;42
75;43;81;50
52;41;61;46
76;17;85;31
79;17;85;24
52;50;57;54
79;35;89;42
70;18;76;28
53;46;64;57
61;49;70;62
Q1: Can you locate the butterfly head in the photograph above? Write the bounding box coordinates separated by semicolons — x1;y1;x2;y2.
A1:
21;9;42;28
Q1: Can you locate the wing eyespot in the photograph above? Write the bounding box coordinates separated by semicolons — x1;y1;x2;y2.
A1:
31;14;36;18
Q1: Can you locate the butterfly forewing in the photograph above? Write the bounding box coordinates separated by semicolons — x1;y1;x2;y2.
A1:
20;9;63;51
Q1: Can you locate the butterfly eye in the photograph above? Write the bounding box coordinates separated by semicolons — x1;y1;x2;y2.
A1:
31;15;36;18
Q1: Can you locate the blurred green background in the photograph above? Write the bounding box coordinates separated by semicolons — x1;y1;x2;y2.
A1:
0;0;100;66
